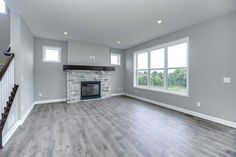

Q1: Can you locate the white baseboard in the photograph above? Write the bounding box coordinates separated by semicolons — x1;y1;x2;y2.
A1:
18;103;35;125
2;103;35;146
34;98;66;105
125;93;236;129
111;93;125;97
2;121;20;146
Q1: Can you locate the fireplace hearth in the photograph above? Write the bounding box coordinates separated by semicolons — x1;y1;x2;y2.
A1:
81;81;101;100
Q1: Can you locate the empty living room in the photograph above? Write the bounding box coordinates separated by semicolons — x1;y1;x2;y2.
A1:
0;0;236;156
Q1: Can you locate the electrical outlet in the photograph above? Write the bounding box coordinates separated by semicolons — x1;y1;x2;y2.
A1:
197;101;201;107
118;88;123;91
39;93;42;97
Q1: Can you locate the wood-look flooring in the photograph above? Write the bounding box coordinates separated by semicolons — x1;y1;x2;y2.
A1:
0;96;236;157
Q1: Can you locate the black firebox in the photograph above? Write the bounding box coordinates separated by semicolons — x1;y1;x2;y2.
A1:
81;81;101;100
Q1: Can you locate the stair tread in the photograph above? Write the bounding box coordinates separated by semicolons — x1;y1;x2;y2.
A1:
0;84;19;132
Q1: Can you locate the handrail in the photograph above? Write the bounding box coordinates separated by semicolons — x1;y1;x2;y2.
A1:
0;54;14;81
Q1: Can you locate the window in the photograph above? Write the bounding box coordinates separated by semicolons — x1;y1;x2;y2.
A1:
134;38;189;96
43;46;61;63
111;53;121;65
0;0;6;14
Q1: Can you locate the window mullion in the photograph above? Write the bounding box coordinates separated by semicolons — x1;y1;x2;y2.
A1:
136;70;138;86
164;47;168;90
148;51;151;87
136;54;138;86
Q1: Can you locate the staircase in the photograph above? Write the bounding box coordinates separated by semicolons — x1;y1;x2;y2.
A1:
0;53;18;148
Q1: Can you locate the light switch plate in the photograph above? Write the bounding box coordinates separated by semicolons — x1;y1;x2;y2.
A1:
197;101;201;107
223;77;231;83
39;93;42;97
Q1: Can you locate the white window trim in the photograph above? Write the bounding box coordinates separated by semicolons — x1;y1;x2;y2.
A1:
0;0;6;14
110;53;121;66
42;46;61;63
133;37;189;97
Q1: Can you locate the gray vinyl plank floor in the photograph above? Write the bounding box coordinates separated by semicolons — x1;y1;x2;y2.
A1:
0;96;236;157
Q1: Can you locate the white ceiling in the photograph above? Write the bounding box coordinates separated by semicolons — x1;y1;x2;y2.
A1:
6;0;236;49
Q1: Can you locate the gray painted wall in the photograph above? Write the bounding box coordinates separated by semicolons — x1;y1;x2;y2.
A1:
10;12;34;118
33;39;124;100
0;53;8;64
0;10;10;63
125;12;236;122
18;15;34;116
34;37;68;101
68;41;110;66
110;48;125;94
3;11;34;140
68;41;124;94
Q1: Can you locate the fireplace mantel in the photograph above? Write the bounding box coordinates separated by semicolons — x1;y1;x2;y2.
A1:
63;65;115;71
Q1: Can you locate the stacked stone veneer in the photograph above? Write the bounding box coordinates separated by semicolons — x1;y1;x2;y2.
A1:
67;70;112;103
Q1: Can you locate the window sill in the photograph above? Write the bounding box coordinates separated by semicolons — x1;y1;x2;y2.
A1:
111;64;121;66
134;86;189;97
43;61;61;63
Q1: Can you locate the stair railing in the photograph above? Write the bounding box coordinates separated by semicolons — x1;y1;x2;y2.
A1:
0;51;16;148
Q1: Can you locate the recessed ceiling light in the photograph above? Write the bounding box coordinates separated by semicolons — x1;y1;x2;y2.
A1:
64;32;68;35
117;41;121;44
157;20;162;24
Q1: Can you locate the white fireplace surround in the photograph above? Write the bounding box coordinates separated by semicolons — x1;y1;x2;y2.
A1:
66;70;112;103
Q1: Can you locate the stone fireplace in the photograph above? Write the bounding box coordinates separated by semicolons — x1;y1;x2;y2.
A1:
65;66;114;103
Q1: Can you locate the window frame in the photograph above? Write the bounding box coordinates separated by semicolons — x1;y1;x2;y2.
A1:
110;53;121;66
42;46;62;63
0;0;6;14
133;37;189;97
